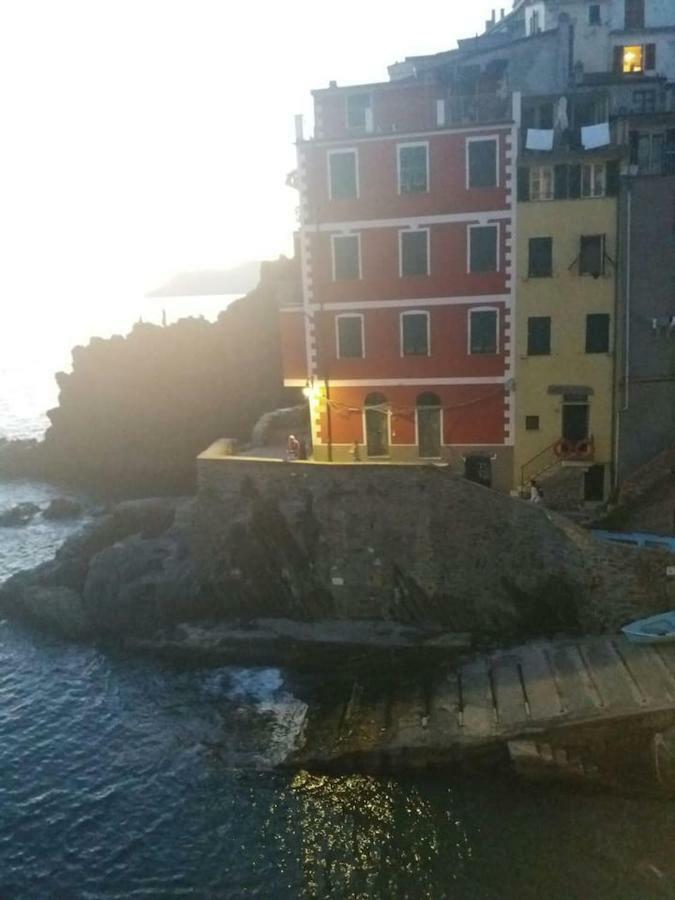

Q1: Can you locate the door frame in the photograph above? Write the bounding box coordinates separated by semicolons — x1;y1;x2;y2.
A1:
416;402;443;459
362;404;391;457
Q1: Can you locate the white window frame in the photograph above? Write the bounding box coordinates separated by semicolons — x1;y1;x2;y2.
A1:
398;227;430;277
529;165;554;201
331;232;362;282
467;306;500;355
327;148;359;200
581;162;606;198
397;141;429;195
335;313;365;359
467;223;500;274
465;136;500;190
400;310;431;358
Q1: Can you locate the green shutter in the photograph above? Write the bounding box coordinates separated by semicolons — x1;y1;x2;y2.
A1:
606;160;619;196
517;167;530;202
554;165;568;200
568;164;581;199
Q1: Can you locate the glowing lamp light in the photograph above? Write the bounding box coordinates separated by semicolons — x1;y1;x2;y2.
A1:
302;381;318;400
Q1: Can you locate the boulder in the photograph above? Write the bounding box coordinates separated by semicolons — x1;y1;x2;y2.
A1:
0;502;41;527
20;586;88;639
82;532;199;634
42;497;83;520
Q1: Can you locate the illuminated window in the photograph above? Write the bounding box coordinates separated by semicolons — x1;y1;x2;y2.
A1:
623;45;643;73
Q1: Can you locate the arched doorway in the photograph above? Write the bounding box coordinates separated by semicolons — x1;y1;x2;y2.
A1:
416;392;442;458
364;392;389;457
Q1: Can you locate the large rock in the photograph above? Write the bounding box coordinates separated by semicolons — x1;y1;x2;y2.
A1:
20;586;88;639
82;531;199;634
0;497;201;639
0;502;40;527
42;497;83;520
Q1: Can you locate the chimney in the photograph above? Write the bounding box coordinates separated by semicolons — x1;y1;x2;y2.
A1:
500;8;505;18
491;8;496;23
329;80;337;89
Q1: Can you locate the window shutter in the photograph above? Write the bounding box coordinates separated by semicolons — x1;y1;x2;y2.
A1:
629;131;639;165
517;167;530;202
613;46;623;74
554;164;569;200
606;160;619;196
645;44;656;71
568;164;581;199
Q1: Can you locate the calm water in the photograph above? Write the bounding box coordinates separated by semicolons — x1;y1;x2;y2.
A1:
1;311;675;897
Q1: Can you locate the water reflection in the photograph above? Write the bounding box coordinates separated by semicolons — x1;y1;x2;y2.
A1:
267;771;472;899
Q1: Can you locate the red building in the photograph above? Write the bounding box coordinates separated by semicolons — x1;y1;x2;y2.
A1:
281;78;518;490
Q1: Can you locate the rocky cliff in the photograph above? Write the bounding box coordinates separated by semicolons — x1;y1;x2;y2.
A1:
193;458;674;640
4;257;300;494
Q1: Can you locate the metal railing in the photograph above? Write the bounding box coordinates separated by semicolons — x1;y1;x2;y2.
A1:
521;436;595;486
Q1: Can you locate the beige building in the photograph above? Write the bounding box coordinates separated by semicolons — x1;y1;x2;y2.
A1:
514;156;618;503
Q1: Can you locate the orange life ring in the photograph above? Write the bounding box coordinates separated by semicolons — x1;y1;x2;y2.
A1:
553;439;572;457
575;439;593;459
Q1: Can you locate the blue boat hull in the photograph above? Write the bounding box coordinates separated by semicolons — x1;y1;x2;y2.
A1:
622;611;675;644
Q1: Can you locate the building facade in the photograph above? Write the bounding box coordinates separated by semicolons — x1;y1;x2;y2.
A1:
281;0;674;499
514;129;620;502
281;82;519;491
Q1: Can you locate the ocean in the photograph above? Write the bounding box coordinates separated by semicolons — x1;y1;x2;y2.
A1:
0;301;674;897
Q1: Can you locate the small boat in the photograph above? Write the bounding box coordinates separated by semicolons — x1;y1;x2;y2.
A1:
622;611;675;644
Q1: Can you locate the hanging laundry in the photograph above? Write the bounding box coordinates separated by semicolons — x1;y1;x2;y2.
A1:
581;122;610;149
526;128;554;151
554;96;569;131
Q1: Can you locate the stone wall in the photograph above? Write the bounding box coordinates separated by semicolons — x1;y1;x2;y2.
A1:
192;456;673;639
617;177;675;481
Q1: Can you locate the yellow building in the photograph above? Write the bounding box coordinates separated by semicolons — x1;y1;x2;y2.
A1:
514;155;618;505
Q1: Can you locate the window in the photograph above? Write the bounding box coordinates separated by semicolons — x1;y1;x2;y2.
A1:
633;90;656;114
336;315;364;359
398;144;428;194
528;237;553;278
332;235;361;280
579;235;605;277
631;131;673;175
527;8;542;35
328;151;358;199
625;0;644;29
401;312;430;356
581;163;606;198
525;416;540;431
469;309;498;355
589;4;601;25
527;317;551;355
585;314;610;353
467;139;498;188
346;94;371;130
529;166;554;201
616;44;656;74
400;229;429;276
468;225;498;273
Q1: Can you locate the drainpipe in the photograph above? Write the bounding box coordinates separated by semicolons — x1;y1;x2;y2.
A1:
623;186;632;413
613;181;631;491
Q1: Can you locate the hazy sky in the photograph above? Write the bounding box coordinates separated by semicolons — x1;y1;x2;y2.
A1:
0;1;501;312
